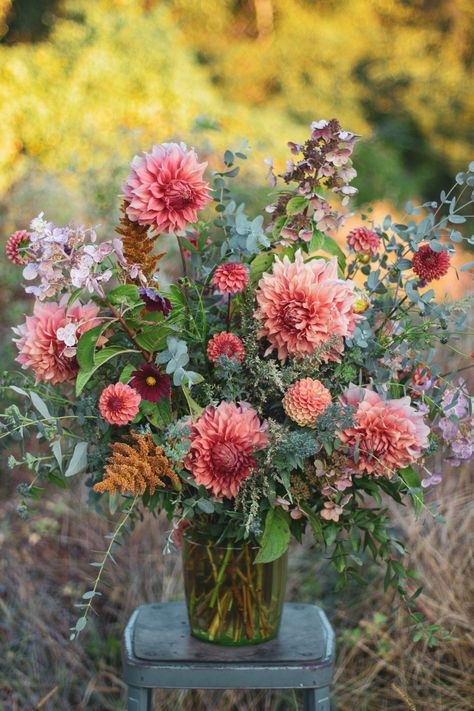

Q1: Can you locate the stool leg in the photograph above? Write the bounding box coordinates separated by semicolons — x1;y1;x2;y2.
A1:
127;685;152;711
303;687;331;711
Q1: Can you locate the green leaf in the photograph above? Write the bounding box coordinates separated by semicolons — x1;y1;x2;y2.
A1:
51;440;63;472
75;617;87;632
10;385;29;398
67;287;84;309
119;363;136;384
76;323;108;371
309;228;325;252
300;504;323;543
254;508;290;564
322;235;347;270
107;284;140;305
196;499;214;514
134;323;169;352
249;252;275;284
399;466;423;517
65;441;88;477
272;216;287;239
181;384;204;420
29;392;51;419
286;196;308;216
75;347;137;395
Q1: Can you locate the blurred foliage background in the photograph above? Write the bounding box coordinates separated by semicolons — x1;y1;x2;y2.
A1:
0;2;473;709
1;0;473;367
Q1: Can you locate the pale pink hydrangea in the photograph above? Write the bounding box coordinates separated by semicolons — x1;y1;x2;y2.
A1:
13;299;102;384
123;142;212;233
255;250;360;362
340;385;430;478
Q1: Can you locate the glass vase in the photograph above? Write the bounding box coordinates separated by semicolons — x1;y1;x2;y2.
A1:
182;536;288;646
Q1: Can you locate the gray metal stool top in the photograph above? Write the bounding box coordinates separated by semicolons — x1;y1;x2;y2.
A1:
122;601;335;711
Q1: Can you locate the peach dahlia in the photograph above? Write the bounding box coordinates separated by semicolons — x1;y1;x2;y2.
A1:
184;402;268;499
255;250;359;362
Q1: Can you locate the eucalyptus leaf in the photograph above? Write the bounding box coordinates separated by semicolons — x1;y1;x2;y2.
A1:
65;442;89;477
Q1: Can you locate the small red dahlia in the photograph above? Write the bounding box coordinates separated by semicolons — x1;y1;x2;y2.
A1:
6;230;31;265
412;244;450;282
212;263;249;295
99;382;141;425
129;364;171;403
207;332;245;364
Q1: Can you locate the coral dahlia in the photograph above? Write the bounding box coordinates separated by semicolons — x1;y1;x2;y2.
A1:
99;382;141;426
347;227;381;257
283;378;331;427
13;299;101;384
184;402;268;498
5;230;31;265
207;332;245;364
339;385;430;478
129;364;171;403
212;263;249;295
412;244;450;282
255;250;360;362
123;142;212;233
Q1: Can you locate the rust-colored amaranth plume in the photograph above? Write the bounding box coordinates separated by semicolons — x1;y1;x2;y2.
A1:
94;432;180;496
115;201;165;283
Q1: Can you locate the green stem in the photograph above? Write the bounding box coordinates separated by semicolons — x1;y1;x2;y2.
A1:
209;543;233;608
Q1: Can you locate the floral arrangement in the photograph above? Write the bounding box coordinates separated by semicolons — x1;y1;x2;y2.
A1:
2;121;473;645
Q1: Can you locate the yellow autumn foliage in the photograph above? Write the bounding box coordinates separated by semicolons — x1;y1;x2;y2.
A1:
0;0;472;208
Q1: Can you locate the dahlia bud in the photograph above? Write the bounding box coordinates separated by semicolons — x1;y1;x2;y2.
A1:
353;293;370;314
357;253;371;265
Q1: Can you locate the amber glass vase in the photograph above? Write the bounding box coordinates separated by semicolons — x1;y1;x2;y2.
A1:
182;536;288;646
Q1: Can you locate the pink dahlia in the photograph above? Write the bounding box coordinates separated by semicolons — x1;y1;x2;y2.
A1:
412;244;450;282
255;250;360;362
207;332;245;364
283;378;331;427
184;402;268;499
99;382;141;426
13;299;101;384
5;230;31;265
122;142;212;233
339;385;430;478
347;227;381;257
212;263;249;295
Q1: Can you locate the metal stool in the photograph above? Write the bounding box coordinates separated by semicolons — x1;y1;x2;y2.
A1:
122;601;335;711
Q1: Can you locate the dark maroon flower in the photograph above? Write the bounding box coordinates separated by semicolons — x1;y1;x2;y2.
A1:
129;364;170;403
412;244;450;282
139;287;172;317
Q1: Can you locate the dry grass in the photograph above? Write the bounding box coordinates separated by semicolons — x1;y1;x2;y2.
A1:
0;454;472;711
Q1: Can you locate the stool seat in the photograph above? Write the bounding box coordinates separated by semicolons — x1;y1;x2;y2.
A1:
122;601;335;710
